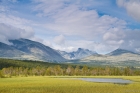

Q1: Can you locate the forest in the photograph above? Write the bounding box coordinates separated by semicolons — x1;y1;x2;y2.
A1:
0;58;140;78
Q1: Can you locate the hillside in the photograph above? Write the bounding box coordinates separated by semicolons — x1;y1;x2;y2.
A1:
81;53;140;62
68;49;140;67
58;48;97;59
0;42;24;57
0;39;66;62
107;49;137;56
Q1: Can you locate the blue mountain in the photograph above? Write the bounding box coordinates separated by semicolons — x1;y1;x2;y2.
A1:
0;39;66;62
107;48;138;56
58;48;97;59
0;42;24;57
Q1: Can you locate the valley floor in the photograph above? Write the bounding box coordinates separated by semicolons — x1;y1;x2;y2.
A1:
0;76;140;93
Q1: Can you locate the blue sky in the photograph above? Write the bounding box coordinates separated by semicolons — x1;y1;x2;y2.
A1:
0;0;140;54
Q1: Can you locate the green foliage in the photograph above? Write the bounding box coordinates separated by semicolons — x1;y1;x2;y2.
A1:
0;70;2;78
0;58;140;78
1;65;140;78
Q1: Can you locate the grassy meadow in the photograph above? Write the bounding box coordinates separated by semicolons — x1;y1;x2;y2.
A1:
0;76;140;93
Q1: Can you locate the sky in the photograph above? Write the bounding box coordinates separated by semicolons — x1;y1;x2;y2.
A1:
0;0;140;54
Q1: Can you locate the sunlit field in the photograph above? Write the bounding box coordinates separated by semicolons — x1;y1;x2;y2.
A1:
0;76;140;93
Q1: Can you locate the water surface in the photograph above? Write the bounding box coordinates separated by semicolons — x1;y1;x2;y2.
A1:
80;78;132;84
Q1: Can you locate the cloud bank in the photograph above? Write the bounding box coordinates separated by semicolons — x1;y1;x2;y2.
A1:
117;0;140;21
0;1;36;45
0;23;34;44
33;0;139;53
0;0;140;54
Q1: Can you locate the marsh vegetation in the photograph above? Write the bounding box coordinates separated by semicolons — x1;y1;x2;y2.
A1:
0;76;140;93
0;58;140;93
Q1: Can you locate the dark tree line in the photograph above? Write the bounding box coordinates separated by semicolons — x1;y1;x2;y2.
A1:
0;65;140;78
0;58;68;69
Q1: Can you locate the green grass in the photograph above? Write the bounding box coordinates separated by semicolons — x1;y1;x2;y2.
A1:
0;76;140;93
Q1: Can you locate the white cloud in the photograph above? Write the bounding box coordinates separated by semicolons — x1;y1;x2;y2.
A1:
103;28;125;46
32;0;131;53
0;13;41;44
0;1;46;46
1;0;140;54
51;39;120;54
0;13;33;31
33;0;68;17
0;23;35;44
120;29;140;52
53;35;65;45
102;27;140;53
53;45;75;52
117;0;140;21
45;5;126;40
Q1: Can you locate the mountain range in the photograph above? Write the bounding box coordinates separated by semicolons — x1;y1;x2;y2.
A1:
0;39;66;62
107;49;137;56
0;38;97;62
57;48;97;60
72;49;140;67
0;42;24;57
0;38;140;67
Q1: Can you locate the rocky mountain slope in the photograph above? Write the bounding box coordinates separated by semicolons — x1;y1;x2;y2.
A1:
107;49;137;56
69;49;140;67
0;39;66;62
0;42;24;57
57;48;97;60
1;39;140;67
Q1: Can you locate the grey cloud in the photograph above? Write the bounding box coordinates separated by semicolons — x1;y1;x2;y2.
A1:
53;35;65;45
103;29;125;41
0;13;37;44
0;23;35;44
120;30;140;52
103;27;140;53
0;13;34;33
33;0;126;40
32;0;132;53
33;0;68;17
117;0;140;21
103;28;125;47
108;0;140;52
45;5;126;40
31;0;140;53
